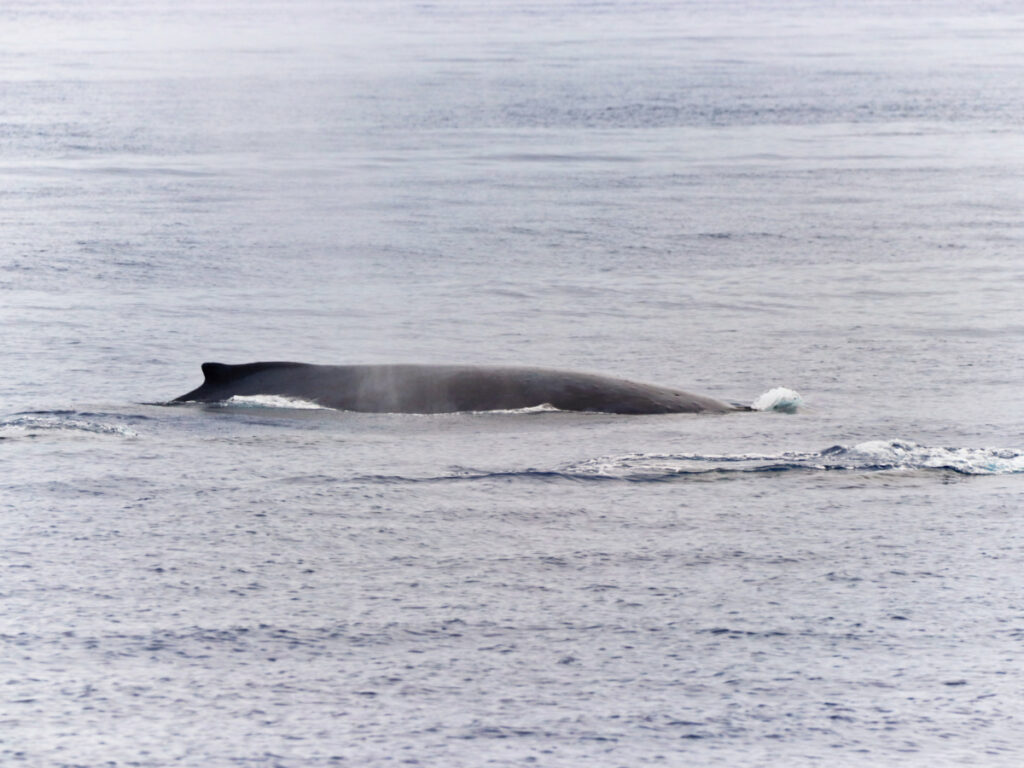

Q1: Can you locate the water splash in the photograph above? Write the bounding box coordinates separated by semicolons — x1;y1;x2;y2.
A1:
750;387;803;413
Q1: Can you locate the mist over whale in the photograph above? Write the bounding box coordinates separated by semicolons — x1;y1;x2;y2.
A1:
173;361;749;414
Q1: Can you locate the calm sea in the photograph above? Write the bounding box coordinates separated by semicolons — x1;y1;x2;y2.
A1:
2;1;1023;765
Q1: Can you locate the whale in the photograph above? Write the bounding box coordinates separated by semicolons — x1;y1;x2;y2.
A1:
172;361;749;414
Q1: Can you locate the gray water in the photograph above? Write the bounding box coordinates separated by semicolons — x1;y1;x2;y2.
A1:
3;1;1024;765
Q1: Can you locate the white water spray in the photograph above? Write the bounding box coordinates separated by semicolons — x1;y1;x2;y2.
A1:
750;387;803;413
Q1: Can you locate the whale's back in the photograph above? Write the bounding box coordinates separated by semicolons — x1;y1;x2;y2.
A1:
173;362;739;414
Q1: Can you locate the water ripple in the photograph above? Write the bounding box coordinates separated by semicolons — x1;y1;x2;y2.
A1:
356;441;1024;483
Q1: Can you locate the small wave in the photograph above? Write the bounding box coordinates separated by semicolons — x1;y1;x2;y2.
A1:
0;413;139;439
356;440;1023;484
568;441;1024;478
838;440;1024;475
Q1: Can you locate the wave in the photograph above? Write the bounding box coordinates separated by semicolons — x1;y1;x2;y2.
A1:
0;411;140;439
564;441;1024;478
360;441;1023;483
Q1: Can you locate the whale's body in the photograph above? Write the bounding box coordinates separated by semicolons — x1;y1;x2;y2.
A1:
173;362;745;414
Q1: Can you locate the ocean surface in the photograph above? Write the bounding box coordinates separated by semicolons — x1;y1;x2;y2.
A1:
2;1;1024;765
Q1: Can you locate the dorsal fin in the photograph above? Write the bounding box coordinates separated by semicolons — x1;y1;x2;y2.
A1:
173;361;309;403
200;362;233;384
200;361;307;384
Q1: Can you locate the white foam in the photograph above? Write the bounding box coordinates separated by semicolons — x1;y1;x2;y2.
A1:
472;403;562;415
223;395;328;410
848;440;1024;475
750;387;803;413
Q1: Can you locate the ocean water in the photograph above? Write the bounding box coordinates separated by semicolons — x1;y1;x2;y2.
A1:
2;1;1024;765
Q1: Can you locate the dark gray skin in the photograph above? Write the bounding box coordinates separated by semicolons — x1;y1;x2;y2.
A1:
172;361;747;414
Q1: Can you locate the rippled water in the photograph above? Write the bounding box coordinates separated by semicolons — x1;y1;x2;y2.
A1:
3;1;1024;765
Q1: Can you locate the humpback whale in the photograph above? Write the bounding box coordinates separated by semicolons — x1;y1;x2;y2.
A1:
172;362;749;414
